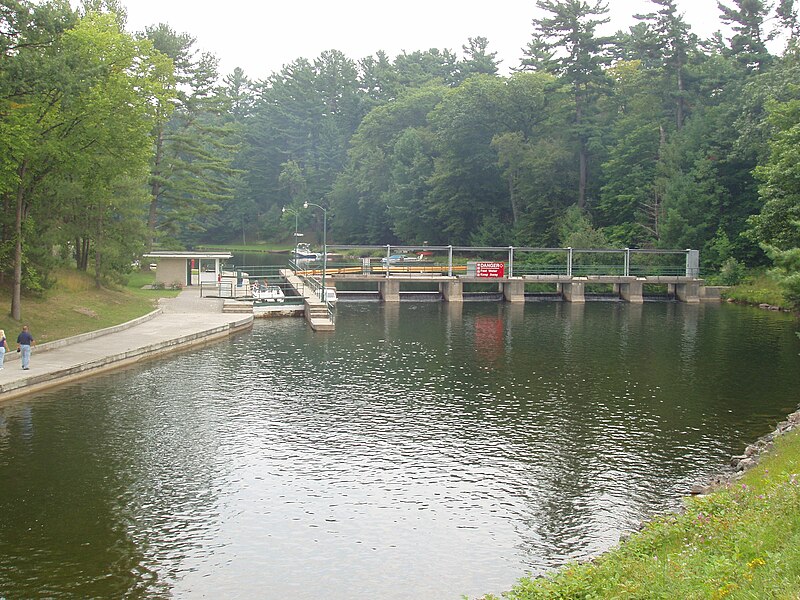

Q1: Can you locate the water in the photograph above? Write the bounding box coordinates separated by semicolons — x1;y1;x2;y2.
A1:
0;302;798;599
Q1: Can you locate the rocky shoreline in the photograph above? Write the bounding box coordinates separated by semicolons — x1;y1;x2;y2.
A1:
689;406;800;495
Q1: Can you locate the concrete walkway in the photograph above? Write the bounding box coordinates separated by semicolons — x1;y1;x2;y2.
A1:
0;288;253;401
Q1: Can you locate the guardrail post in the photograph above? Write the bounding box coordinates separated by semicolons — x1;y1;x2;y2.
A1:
624;248;630;277
448;245;453;277
567;247;573;277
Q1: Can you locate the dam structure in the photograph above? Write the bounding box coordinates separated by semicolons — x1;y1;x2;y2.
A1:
295;245;716;305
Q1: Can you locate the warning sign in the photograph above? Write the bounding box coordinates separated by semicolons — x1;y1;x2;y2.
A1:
476;262;505;278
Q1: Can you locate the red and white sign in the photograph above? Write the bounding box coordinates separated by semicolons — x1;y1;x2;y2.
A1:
476;262;505;278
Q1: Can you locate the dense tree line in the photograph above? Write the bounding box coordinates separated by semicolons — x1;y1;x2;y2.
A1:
2;0;800;315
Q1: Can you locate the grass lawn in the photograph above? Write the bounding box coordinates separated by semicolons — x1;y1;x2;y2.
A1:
489;426;800;599
0;268;178;344
196;242;292;253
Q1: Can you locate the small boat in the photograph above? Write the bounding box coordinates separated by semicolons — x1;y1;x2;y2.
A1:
251;283;285;302
292;243;322;260
381;253;426;264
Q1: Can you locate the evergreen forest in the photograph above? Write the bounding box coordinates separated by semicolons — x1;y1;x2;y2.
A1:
3;0;800;318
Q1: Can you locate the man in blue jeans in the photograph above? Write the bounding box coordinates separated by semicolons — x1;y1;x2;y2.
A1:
16;325;35;370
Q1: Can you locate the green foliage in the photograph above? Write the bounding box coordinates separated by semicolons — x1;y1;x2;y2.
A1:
717;257;748;285
767;246;800;309
0;2;170;319
558;206;610;248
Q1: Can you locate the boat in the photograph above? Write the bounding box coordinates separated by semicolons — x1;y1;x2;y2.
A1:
292;243;322;260
381;252;426;264
251;282;285;302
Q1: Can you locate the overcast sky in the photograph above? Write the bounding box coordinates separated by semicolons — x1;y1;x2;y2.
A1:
114;0;730;81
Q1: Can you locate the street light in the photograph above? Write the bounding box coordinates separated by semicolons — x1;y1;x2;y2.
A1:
303;201;327;302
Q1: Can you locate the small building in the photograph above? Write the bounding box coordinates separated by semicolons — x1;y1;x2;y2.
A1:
143;251;233;287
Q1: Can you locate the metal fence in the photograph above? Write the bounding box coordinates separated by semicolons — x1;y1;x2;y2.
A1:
317;245;700;278
200;265;304;304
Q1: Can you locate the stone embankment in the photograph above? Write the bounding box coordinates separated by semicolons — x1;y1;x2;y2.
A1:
690;407;800;495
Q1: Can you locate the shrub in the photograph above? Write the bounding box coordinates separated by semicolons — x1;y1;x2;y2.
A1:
717;257;747;286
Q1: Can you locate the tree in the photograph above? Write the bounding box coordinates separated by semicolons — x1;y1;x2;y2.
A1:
394;48;459;88
329;84;446;243
427;75;508;242
522;0;613;208
456;36;500;81
492;72;573;245
358;50;400;107
1;4;170;317
144;25;238;248
717;0;773;72
634;0;695;130
596;61;664;246
0;0;81;317
55;12;165;284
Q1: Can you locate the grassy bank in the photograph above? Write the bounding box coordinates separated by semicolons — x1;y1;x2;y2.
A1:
196;242;291;253
488;427;800;599
0;269;176;344
722;272;789;310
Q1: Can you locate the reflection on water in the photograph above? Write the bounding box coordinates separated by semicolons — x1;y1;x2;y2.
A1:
0;302;798;599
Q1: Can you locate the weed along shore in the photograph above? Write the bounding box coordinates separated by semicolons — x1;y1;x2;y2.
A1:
487;408;800;599
0;289;252;402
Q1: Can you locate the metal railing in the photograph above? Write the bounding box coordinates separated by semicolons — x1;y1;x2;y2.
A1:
321;245;700;278
288;259;336;321
200;265;304;305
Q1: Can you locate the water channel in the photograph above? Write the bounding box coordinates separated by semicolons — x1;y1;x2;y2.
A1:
1;301;798;599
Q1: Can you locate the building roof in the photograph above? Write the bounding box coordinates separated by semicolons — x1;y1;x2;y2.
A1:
143;251;233;259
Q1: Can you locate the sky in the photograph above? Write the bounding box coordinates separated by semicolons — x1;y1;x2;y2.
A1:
114;0;730;81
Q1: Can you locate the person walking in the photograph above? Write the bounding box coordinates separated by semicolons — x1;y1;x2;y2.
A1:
0;329;8;369
16;325;35;370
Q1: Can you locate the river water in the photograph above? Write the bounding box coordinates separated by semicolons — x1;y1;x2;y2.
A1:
0;301;798;599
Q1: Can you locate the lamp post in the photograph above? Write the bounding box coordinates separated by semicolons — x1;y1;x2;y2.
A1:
303;201;327;301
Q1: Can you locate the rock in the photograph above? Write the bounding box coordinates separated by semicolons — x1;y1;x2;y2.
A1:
731;454;748;466
759;303;771;309
736;457;757;471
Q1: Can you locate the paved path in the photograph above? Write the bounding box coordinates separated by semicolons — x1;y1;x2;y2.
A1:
0;289;252;401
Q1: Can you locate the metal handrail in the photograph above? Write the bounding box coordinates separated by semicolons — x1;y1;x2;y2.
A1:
318;246;700;278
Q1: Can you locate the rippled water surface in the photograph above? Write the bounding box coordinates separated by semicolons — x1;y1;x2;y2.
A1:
1;302;798;599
